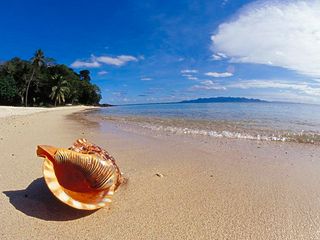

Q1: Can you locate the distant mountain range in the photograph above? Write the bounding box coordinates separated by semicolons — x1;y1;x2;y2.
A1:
108;97;269;107
179;97;267;104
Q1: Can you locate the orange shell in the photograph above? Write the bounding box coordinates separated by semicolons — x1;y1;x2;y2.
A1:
37;139;124;210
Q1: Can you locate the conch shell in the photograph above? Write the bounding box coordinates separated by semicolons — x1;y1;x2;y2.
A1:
36;138;124;210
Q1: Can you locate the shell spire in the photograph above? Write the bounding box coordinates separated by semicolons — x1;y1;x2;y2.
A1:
37;139;125;210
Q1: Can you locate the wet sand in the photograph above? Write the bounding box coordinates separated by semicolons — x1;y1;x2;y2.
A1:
1;108;320;239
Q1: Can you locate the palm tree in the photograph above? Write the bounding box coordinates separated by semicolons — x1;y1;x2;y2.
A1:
49;74;70;106
25;49;46;107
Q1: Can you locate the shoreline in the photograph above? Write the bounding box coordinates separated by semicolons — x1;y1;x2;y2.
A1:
78;108;320;145
0;105;98;119
1;108;320;239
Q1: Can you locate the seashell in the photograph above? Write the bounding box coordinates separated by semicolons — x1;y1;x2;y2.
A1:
36;138;124;210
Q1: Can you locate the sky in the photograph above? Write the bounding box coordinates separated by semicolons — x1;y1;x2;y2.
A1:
1;0;320;104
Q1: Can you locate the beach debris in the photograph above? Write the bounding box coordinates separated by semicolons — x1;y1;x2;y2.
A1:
155;173;164;178
36;138;125;210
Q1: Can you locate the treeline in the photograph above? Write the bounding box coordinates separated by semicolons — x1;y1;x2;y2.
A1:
0;49;101;106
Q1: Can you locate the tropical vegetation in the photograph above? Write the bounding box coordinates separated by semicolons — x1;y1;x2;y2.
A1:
0;49;101;106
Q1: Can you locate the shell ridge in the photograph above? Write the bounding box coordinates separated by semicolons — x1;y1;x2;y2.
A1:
54;149;118;190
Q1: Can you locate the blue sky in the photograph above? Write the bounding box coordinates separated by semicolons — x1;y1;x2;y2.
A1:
1;0;320;104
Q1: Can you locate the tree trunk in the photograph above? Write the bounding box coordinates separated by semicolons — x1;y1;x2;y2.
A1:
25;68;35;107
18;93;24;105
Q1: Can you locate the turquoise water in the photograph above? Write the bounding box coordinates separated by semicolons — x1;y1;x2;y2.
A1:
95;102;320;144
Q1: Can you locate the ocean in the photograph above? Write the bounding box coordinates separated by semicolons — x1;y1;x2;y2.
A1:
93;102;320;144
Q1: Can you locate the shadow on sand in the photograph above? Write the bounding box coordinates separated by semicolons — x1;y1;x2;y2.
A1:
3;177;97;221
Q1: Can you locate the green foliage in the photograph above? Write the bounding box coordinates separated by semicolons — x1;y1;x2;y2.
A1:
0;50;101;106
49;74;70;106
79;70;91;81
0;75;17;104
78;81;102;105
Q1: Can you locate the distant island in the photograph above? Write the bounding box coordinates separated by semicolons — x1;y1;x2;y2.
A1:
179;97;267;104
120;97;268;107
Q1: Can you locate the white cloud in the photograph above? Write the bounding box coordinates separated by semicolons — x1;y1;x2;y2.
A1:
71;54;138;68
93;55;138;66
70;60;101;68
181;70;199;80
211;0;320;78
181;69;198;74
212;52;227;60
182;74;192;78
98;70;108;76
191;80;226;90
205;72;233;77
228;79;320;96
190;77;320;98
141;77;152;81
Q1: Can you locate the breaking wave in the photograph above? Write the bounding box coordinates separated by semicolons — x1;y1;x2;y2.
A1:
100;115;320;144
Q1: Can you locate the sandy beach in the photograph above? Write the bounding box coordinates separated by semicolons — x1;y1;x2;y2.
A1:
1;107;320;239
